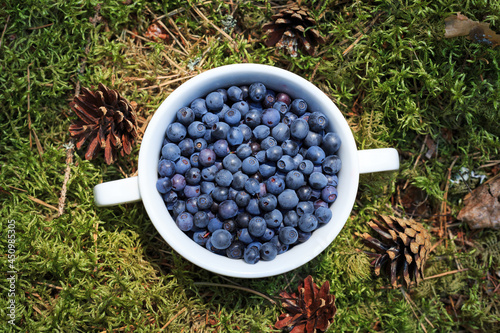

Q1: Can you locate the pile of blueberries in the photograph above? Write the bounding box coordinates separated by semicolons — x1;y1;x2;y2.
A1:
156;82;341;264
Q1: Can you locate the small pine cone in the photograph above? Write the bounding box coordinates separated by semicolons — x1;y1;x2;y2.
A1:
69;84;138;165
356;215;432;288
275;275;337;333
262;1;325;57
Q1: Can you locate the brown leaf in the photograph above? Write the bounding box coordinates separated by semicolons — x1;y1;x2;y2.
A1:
445;13;500;47
457;174;500;229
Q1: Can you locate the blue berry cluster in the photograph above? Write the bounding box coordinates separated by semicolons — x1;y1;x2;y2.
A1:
157;82;342;264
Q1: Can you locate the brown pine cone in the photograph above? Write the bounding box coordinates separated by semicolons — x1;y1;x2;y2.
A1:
356;215;432;288
275;275;337;333
262;2;325;57
69;84;138;165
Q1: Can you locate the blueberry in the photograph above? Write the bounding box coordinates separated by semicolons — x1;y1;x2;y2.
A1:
161;143;181;161
185;197;198;214
236;212;252;228
240;85;249;99
202;112;219;127
290;118;309;140
296;185;312;201
253;125;270;140
266;175;286;195
308;111;328;132
284;170;304;190
211;229;233;249
216;88;228;102
171;174;186;192
249;142;261;155
175;157;191;175
227;86;244;102
298;160;314;175
232;101;250;116
322;155;342;174
314;199;328;209
197;194;213;210
190;153;200;167
279;226;299;245
226;241;245;259
205;91;224;111
156;177;172;193
224;108;242;126
237;228;254;244
298;215;318;232
263;89;276;108
261;228;275;242
258;194;277;212
293;154;304;167
172;200;186;218
223;154;242;173
193;211;210;228
305;146;326;164
238;124;252;141
281;140;299;157
277;155;296;173
315;206;333;224
249;82;266;102
183;185;201;198
158;159;176;177
271;123;290;143
244;109;261;128
296;201;314;216
211;122;230;140
255;150;267;163
273;101;289;114
248;216;267;237
185;167;201;185
162;190;177;204
259;162;277;178
327;174;339;186
236;144;253;159
227;127;244;146
304;131;323;147
245;178;260;195
264;209;283;228
176;107;195;126
290;98;308;116
218;199;238;219
201;165;218;181
278;189;299;210
190;98;208;117
243;246;260;264
321;185;338;203
284;210;299;227
265;146;282;162
298;231;312;243
187;121;206;139
200;181;215;194
261;108;281;127
215;169;233;187
308;172;328;190
212;186;229;202
208;218;224;232
283;112;298;126
241;156;260;175
235;190;251;207
231;171;249;190
260;136;277;150
199;148;216;167
176;212;193;231
246;198;261;215
213;139;230;157
321;132;342;155
193;230;209;246
178;138;195;157
276;92;291;105
260;242;278;261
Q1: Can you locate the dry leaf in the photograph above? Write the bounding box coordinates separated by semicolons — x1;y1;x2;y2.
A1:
445;13;500;47
457;175;500;229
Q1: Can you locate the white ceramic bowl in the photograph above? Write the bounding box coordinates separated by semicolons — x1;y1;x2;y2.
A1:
94;64;399;278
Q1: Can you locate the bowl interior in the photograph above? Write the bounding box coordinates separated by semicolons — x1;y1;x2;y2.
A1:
139;64;359;278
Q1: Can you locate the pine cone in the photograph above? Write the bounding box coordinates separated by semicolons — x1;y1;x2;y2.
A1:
262;2;325;57
69;84;138;165
275;275;337;333
356;215;432;288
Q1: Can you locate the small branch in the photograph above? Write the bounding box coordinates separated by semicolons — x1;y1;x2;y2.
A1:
191;6;238;50
424;268;469;280
194;282;276;304
160;307;187;330
36;281;63;290
137;74;196;91
0;15;10;49
57;141;75;217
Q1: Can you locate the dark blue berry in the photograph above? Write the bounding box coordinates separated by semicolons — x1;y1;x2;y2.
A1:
321;132;341;155
249;82;266;102
218;199;238;219
190;98;208;117
279;226;299;245
322;155;342;174
260;242;278;261
158;159;176;177
176;107;195;126
176;212;193;231
205;91;224;111
156;177;172;193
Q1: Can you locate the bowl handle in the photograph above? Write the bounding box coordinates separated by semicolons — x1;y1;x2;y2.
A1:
93;177;142;207
357;148;399;174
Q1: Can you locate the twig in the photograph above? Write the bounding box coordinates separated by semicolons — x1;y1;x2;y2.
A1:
440;156;459;238
27;23;54;30
423;268;469;280
137;74;196;91
0;15;9;49
169;17;191;49
402;134;425;190
123;74;179;82
160;307;187;330
401;288;428;333
36;281;63;290
191;6;238;49
342;12;384;56
194;282;276;304
57;141;74;217
28;195;59;211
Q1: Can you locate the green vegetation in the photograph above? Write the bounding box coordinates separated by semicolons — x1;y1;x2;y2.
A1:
1;0;499;331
